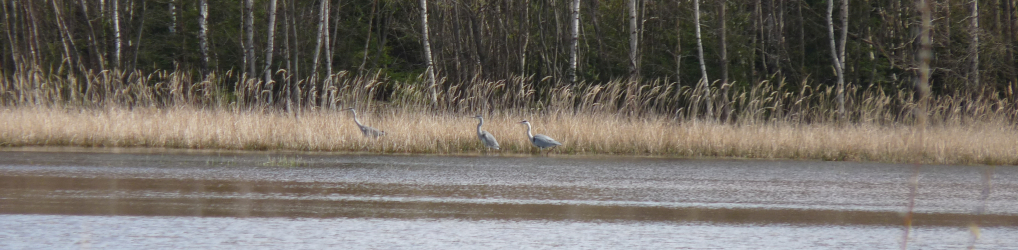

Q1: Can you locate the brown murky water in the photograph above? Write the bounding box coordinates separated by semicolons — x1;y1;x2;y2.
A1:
2;148;1017;249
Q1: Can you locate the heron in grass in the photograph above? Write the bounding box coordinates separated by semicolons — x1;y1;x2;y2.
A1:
519;120;561;155
472;115;500;152
343;108;385;138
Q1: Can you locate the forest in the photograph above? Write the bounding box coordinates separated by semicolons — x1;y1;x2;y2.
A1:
1;0;1017;123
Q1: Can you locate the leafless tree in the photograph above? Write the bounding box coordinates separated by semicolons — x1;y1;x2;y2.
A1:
569;0;580;84
420;0;437;105
827;0;848;120
199;0;210;74
244;0;255;77
917;0;933;127
50;0;78;71
112;0;122;68
968;0;980;88
693;0;712;118
719;0;730;122
264;0;279;88
628;0;640;80
168;0;176;34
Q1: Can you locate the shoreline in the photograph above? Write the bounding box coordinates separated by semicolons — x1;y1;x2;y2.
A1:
2;107;1016;166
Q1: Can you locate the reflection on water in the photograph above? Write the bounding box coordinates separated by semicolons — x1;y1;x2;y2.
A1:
1;148;1017;248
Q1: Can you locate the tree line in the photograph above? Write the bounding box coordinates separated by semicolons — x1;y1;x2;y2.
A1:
1;0;1016;111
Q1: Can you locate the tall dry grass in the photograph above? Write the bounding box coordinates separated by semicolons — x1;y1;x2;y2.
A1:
2;106;1016;165
2;68;1018;165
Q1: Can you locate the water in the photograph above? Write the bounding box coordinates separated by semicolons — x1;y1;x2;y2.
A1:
2;148;1017;249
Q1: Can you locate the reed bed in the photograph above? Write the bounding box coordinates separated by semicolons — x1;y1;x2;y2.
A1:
2;106;1016;165
2;68;1018;165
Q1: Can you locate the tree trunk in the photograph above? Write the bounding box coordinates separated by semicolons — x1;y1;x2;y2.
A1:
568;0;580;84
917;0;933;127
130;0;146;73
51;0;78;71
198;0;210;74
264;0;279;87
244;0;256;78
168;0;176;34
719;0;730;122
358;0;378;73
328;0;342;109
628;0;639;80
420;0;438;105
321;0;332;108
520;0;530;74
969;0;980;89
693;0;712;118
312;0;329;76
827;0;847;121
840;0;848;103
674;0;682;87
112;0;122;68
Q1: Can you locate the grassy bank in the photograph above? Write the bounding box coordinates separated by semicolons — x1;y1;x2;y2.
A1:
2;106;1016;165
2;69;1018;165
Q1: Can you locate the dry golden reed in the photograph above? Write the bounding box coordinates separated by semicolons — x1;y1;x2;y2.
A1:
2;68;1018;165
2;106;1016;165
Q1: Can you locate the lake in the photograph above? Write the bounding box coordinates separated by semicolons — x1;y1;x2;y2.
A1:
1;148;1016;249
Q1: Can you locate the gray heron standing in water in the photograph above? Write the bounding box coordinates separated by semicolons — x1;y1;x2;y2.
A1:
472;115;500;153
343;108;385;138
519;120;562;155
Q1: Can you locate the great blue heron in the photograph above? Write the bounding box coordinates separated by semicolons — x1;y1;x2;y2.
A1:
343;108;385;138
472;115;500;152
519;120;561;155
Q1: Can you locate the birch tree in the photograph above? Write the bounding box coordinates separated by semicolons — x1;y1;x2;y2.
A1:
568;0;580;84
719;0;730;121
244;0;255;77
628;0;639;80
969;0;980;88
51;0;78;71
263;0;279;104
917;0;932;127
312;0;329;76
198;0;210;74
827;0;848;120
693;0;712;118
112;0;122;68
169;0;176;34
520;0;530;74
420;0;438;105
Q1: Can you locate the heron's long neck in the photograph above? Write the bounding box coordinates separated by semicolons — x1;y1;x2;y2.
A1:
476;118;484;134
525;123;534;140
351;111;364;127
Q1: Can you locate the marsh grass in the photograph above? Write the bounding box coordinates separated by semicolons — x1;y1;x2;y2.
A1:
2;68;1018;165
2;106;1016;165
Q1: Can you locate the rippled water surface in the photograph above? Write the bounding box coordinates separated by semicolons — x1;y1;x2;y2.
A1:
2;148;1016;249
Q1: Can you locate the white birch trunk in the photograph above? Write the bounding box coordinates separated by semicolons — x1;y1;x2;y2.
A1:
969;0;980;88
693;0;712;118
827;0;846;120
169;0;176;33
112;0;121;68
569;0;580;84
839;0;848;119
917;0;933;127
244;0;255;77
420;0;438;105
199;0;210;73
628;0;639;79
51;0;77;70
264;0;279;105
321;0;331;107
312;0;328;76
